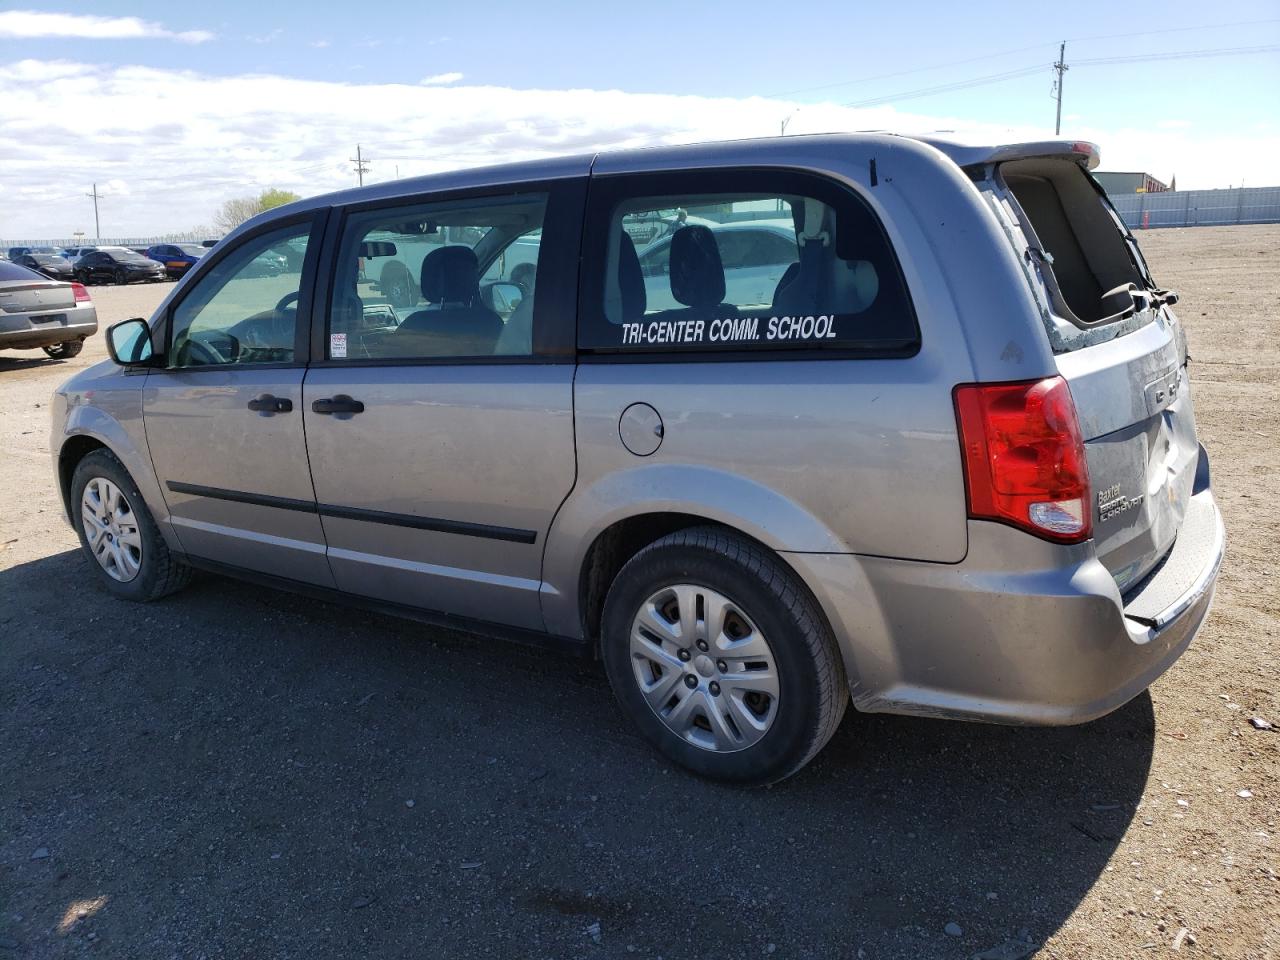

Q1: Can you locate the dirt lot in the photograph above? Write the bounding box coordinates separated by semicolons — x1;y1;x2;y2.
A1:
2;227;1277;959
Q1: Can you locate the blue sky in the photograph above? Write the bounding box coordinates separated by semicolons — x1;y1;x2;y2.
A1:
1;2;1277;236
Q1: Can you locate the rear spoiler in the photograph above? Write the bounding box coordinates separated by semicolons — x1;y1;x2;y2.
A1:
909;137;1100;172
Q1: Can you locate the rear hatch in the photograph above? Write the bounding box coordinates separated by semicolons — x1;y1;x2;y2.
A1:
0;278;76;315
991;154;1196;592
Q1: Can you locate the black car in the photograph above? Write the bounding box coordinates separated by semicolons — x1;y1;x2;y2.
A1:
16;252;76;281
74;247;168;285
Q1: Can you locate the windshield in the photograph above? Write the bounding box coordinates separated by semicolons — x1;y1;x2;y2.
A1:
177;245;205;257
32;255;65;264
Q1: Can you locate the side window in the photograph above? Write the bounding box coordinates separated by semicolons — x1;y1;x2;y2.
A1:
169;222;310;368
326;193;547;361
583;173;917;355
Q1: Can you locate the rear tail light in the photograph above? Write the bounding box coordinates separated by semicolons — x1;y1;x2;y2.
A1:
953;376;1092;544
71;282;91;303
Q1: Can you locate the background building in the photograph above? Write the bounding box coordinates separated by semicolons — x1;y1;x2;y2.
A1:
1093;171;1171;195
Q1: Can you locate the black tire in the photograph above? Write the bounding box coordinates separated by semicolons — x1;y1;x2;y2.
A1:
114;267;127;285
42;340;83;359
70;449;192;602
601;526;847;785
75;270;90;285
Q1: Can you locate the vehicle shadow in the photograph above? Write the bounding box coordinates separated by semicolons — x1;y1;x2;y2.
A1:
1;550;1154;959
0;355;63;371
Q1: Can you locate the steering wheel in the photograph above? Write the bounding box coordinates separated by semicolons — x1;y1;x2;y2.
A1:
181;335;227;366
274;291;300;315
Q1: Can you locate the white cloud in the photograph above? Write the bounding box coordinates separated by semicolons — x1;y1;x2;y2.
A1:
310;39;331;49
247;29;283;45
421;72;463;86
0;58;1276;239
0;10;212;44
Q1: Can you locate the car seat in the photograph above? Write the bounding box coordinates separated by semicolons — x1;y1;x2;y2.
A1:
396;246;503;356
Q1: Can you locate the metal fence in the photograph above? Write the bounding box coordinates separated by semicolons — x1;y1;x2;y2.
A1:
1;232;215;250
1111;186;1280;229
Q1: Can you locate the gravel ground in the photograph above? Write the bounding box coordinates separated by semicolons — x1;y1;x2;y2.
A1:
1;226;1277;959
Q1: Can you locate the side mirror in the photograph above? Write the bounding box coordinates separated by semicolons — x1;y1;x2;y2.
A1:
105;318;156;366
483;281;523;316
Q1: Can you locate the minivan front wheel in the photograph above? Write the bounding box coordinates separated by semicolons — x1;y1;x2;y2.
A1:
601;527;847;785
71;449;192;601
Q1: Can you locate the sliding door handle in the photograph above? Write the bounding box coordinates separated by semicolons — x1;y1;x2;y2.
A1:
247;394;293;414
311;395;365;415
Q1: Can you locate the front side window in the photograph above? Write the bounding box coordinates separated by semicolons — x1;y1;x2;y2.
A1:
583;173;917;355
326;193;547;361
169;222;311;368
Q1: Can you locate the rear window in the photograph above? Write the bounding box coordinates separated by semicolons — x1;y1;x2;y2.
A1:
999;159;1153;345
580;170;917;356
0;260;43;282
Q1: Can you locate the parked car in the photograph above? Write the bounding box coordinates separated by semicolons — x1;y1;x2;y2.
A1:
61;246;99;260
636;219;801;311
73;247;168;285
8;245;59;260
16;252;77;281
145;243;206;278
0;259;97;358
52;134;1224;785
199;239;220;248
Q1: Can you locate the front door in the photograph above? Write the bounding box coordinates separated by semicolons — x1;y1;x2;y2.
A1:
144;215;335;586
302;183;583;629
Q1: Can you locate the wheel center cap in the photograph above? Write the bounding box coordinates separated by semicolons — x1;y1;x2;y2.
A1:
693;654;715;678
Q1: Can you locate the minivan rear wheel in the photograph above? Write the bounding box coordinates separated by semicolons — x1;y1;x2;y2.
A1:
601;527;847;785
71;449;192;602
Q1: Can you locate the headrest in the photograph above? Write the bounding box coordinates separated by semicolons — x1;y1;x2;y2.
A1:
669;225;725;309
618;232;646;321
421;246;480;304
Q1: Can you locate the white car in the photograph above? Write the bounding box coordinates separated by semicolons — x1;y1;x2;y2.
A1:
636;219;800;311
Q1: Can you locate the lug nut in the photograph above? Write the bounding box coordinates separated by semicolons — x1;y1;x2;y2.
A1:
696;639;709;652
677;648;691;662
716;660;728;673
684;675;698;689
708;681;721;697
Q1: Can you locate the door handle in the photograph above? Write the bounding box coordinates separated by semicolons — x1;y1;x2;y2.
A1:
311;394;365;415
247;393;293;414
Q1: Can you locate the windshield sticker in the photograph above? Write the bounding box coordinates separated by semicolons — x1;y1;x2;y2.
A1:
620;314;838;347
330;332;347;359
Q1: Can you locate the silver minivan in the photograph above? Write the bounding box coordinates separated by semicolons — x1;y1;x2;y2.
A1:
51;134;1225;784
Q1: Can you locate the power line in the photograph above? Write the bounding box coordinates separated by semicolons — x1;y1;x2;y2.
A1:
761;17;1280;102
1063;16;1280;45
841;63;1046;109
838;41;1278;112
1074;43;1280;66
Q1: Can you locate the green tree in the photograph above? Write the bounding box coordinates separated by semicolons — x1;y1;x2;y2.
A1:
213;188;303;233
258;188;301;211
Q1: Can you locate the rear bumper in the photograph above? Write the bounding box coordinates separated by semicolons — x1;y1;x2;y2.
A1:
786;486;1224;726
0;303;98;350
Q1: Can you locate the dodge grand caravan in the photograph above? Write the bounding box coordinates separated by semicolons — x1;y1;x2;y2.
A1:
51;134;1225;784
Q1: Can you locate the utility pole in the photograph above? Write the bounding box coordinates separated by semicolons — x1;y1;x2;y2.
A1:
1053;41;1068;136
85;183;101;239
350;144;370;186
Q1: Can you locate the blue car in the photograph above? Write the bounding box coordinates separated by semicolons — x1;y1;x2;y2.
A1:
144;243;206;278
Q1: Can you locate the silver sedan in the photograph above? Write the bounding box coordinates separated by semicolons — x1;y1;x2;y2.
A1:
0;259;98;359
